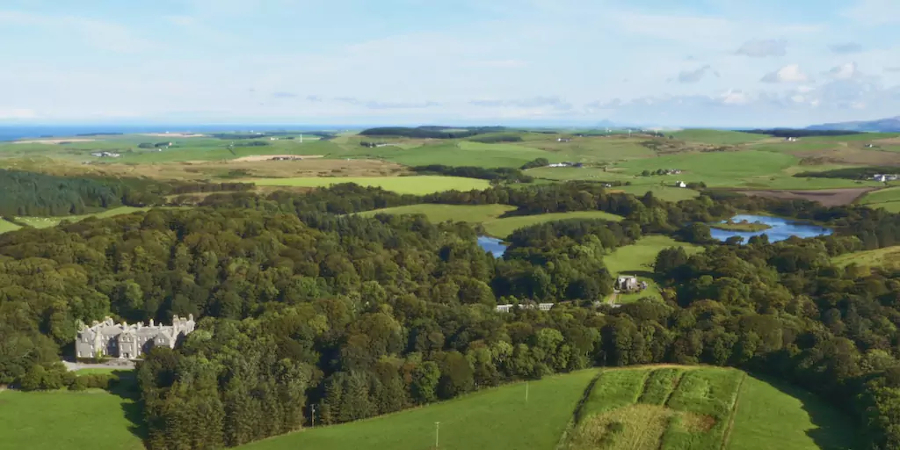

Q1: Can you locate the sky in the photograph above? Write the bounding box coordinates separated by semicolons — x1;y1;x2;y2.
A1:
1;0;899;128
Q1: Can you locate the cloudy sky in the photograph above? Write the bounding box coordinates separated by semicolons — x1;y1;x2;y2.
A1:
1;0;899;127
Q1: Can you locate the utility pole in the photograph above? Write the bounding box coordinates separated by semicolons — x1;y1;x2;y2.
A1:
435;421;440;449
525;381;529;403
311;404;316;428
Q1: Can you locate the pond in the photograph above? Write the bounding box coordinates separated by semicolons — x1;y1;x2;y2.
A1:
710;214;833;243
477;236;508;258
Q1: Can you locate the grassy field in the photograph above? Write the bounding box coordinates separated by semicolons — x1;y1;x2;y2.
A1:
832;246;900;269
617;185;701;202
240;370;599;450
565;366;855;450
0;388;144;450
728;375;860;450
604;236;703;303
249;176;491;194
858;186;900;212
0;218;20;233
9;206;164;230
358;204;516;223
482;210;625;238
670;129;770;145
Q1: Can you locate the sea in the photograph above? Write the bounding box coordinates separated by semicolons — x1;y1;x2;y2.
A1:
0;124;355;142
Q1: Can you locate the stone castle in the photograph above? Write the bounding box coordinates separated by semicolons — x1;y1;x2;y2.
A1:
75;315;196;360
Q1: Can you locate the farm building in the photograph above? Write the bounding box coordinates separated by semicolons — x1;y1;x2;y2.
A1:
675;181;687;188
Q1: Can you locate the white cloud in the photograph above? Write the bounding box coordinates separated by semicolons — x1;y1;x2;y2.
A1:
720;89;752;105
825;62;859;80
761;64;810;83
829;42;863;54
734;39;787;58
678;65;713;83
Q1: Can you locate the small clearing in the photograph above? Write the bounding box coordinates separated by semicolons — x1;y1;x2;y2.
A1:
737;188;875;207
359;204;516;224
482;210;625;239
832;246;900;269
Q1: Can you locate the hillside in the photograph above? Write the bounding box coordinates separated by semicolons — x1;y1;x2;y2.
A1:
807;116;900;132
235;366;857;450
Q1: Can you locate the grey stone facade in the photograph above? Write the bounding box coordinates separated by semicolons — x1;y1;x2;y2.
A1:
75;315;195;360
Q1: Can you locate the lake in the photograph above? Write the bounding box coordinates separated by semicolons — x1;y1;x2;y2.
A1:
711;214;832;243
477;236;508;258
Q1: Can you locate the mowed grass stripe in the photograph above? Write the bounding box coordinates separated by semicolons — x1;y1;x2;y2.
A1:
482;210;624;238
239;370;598;450
249;176;491;194
638;369;685;406
580;368;651;418
660;368;744;450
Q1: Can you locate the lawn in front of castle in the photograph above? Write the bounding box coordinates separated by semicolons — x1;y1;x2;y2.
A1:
0;371;144;450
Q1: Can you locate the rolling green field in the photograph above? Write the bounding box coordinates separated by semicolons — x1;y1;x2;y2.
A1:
858;186;900;212
728;376;859;450
617;185;701;202
482;210;624;238
8;206;165;231
670;129;770;145
0;389;144;450
358;204;517;223
250;176;491;194
604;235;703;303
240;370;599;450
0;218;20;233
565;366;855;450
832;246;900;269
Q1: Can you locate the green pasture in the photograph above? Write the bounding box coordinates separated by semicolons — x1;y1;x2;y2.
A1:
669;129;770;145
832;246;900;269
0;218;20;234
0;388;144;450
10;206;164;230
239;369;599;450
858;186;900;212
249;176;490;194
617;185;701;202
358;204;517;223
482;210;624;239
728;375;860;450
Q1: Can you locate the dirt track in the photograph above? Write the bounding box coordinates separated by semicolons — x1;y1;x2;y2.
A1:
737;188;876;206
231;154;324;162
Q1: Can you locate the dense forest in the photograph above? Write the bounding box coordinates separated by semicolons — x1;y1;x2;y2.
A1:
0;169;252;217
3;183;900;448
410;165;533;183
795;167;887;180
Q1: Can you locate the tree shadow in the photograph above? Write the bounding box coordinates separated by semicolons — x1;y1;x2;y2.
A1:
107;369;148;443
747;373;860;450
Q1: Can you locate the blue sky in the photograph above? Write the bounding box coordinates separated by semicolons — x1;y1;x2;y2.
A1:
1;0;899;127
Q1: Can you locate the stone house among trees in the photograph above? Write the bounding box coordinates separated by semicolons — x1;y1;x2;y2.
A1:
75;315;196;360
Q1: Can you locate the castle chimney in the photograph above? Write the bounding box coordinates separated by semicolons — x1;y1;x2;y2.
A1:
188;314;194;322
149;319;154;327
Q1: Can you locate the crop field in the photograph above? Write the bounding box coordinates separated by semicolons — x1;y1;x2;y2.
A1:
239;369;599;450
565;366;854;450
0;388;144;450
482;210;625;238
603;235;703;303
670;129;770;145
358;204;517;223
858;186;900;212
250;176;491;194
832;246;900;269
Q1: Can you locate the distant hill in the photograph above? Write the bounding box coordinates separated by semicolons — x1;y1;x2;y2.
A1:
807;116;900;132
